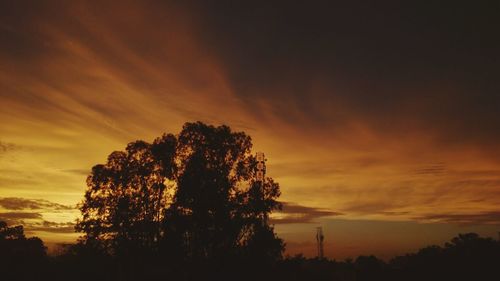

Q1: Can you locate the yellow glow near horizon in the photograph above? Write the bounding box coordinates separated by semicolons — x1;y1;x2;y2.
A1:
1;1;500;259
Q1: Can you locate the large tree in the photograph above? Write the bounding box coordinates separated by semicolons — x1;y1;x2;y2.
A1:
76;122;283;261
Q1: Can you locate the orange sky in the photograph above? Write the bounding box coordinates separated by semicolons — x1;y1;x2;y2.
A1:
1;1;500;259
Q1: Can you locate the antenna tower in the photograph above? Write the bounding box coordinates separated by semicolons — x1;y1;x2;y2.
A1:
316;227;324;259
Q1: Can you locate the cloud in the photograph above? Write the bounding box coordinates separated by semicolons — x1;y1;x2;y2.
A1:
415;212;500;225
0;198;77;234
0;212;42;219
0;141;17;155
188;1;500;149
412;163;447;176
0;199;77;235
0;214;76;234
0;211;42;225
28;220;76;234
271;202;342;224
0;197;75;211
340;200;403;215
62;169;90;175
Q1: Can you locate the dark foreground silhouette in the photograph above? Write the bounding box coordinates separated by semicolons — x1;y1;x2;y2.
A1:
2;223;500;281
1;123;499;280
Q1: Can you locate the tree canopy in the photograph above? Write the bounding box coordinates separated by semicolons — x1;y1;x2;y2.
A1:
76;122;284;262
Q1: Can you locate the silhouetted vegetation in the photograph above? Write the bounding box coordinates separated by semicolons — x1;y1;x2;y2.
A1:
0;221;48;280
3;219;499;281
73;122;283;280
2;123;500;280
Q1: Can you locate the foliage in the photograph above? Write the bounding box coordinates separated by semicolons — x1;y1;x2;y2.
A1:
0;221;47;280
75;122;284;263
3;223;500;280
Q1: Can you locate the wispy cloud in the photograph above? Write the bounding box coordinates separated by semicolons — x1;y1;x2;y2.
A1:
0;211;42;220
415;212;500;225
0;197;75;211
62;169;90;175
28;220;76;234
271;202;342;224
412;163;447;176
0;141;18;155
340;200;404;215
0;211;43;226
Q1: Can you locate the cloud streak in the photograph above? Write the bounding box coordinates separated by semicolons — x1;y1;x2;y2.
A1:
0;197;75;211
28;220;76;234
0;212;42;220
0;141;17;156
271;202;342;224
415;212;500;225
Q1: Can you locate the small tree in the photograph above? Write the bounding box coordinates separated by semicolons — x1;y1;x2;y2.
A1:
0;221;47;279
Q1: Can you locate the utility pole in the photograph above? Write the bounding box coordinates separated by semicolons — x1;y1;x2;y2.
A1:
316;227;324;259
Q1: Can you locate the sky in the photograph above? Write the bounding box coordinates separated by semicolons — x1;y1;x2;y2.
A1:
1;1;500;259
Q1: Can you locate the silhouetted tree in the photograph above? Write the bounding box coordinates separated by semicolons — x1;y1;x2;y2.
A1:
354;255;385;281
0;221;47;280
76;122;284;267
0;221;46;258
0;221;24;239
76;134;177;257
389;233;500;281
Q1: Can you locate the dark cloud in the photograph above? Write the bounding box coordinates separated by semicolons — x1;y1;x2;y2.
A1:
0;212;42;219
0;1;56;61
28;221;76;234
415;212;500;225
189;1;500;146
413;163;447;176
0;141;17;154
272;202;342;224
0;212;42;225
340;201;401;215
0;197;75;211
63;169;90;176
2;1;500;149
451;179;500;189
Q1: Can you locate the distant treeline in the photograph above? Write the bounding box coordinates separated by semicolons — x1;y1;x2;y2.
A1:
2;221;500;281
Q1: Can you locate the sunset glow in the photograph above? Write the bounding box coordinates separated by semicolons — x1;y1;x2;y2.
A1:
1;1;499;259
